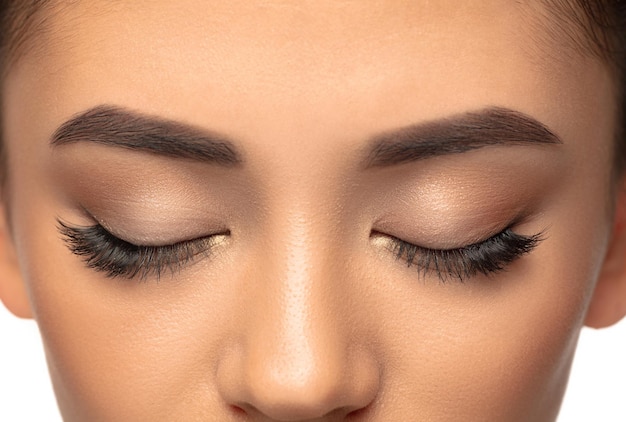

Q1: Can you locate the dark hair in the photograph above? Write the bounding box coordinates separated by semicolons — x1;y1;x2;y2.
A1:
0;0;50;76
0;0;625;178
568;0;626;180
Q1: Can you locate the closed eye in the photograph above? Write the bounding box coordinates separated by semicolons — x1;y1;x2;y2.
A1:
381;228;545;282
57;219;226;280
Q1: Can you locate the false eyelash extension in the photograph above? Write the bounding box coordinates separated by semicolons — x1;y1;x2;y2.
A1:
391;229;544;282
57;219;220;280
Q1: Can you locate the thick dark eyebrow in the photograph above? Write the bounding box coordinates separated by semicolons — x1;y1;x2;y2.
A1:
365;107;562;168
51;105;242;166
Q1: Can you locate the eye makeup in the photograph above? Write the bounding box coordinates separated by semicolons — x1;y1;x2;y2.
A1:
59;213;544;284
381;227;544;282
50;114;558;285
57;219;228;280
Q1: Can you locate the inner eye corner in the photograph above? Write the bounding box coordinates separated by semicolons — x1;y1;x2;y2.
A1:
368;229;385;238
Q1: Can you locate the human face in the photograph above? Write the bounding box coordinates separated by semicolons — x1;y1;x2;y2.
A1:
1;0;618;420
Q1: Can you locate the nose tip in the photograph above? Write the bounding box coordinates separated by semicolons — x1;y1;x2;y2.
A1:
216;284;381;420
219;345;380;421
252;349;378;419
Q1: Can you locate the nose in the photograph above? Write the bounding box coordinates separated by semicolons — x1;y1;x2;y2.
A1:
216;220;380;420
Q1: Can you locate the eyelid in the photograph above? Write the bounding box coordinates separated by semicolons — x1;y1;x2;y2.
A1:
57;219;226;280
76;205;222;247
375;227;545;282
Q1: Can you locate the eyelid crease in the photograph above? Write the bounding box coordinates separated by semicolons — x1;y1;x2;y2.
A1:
75;203;228;247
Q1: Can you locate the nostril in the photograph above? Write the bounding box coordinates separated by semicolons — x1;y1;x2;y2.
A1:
229;404;247;416
346;403;374;419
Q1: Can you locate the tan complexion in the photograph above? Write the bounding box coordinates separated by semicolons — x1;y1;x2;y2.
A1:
0;1;625;420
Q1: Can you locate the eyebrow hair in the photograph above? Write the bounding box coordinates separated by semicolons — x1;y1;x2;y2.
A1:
365;107;563;168
51;105;561;169
51;105;242;166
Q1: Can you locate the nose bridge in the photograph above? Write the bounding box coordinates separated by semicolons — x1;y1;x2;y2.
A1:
221;198;380;419
252;206;344;383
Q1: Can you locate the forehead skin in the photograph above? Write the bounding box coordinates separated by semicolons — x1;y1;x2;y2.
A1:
5;0;615;153
1;0;618;421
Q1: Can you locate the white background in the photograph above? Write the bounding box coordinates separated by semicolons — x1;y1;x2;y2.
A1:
0;305;625;421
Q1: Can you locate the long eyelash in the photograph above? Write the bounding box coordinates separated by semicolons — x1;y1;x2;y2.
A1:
391;229;544;282
57;219;218;280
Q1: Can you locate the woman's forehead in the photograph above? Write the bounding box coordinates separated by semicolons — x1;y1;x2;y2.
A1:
2;0;615;189
8;1;612;142
22;0;599;70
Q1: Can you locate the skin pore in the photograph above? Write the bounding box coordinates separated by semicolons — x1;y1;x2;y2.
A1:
1;0;626;421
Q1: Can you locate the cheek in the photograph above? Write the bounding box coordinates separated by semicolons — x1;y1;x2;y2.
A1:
371;271;588;421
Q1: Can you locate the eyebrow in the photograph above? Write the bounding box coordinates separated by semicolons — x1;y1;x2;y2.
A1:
51;105;242;166
51;105;561;168
365;107;562;168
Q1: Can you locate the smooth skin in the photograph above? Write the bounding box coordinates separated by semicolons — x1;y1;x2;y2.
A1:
1;1;626;421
